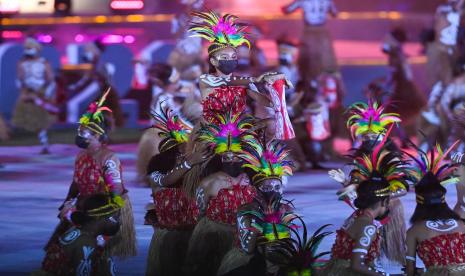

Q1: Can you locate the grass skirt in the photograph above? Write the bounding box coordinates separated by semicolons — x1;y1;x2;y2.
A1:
184;217;236;276
424;264;465;275
11;90;56;132
106;194;137;258
146;228;193;276
298;25;338;81
0;115;9;141
217;247;254;276
322;259;371;276
381;197;406;265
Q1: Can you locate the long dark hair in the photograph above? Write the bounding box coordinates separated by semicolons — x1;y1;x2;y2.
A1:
146;142;181;175
149;63;174;86
410;173;459;223
353;177;390;210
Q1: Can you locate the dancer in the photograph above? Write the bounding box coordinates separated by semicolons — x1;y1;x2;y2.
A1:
37;194;121;276
382;27;427;145
46;90;136;259
67;41;124;127
332;101;408;266
217;135;295;275
12;37;57;154
405;143;465;276
450;107;465;219
183;107;257;276
324;137;410;275
144;106;205;276
276;37;299;94
282;0;339;83
168;0;204;81
136;63;193;184
189;10;294;140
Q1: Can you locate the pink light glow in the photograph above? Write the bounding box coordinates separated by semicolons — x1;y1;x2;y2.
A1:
2;31;23;39
0;0;20;13
101;35;124;44
74;34;84;43
37;34;53;43
110;0;144;10
123;35;135;44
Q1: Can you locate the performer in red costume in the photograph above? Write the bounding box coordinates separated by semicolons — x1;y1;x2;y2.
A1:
45;90;136;259
218;134;296;275
189;11;294;140
324;137;411;275
405;143;465;276
183;106;257;276
144;105;205;276
37;194;121;276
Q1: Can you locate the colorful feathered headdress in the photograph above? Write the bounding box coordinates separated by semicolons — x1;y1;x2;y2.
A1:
262;217;332;275
239;195;297;242
150;104;193;153
404;141;459;204
189;10;250;55
349;126;410;197
241;134;293;185
198;106;254;155
79;88;112;135
346;99;401;140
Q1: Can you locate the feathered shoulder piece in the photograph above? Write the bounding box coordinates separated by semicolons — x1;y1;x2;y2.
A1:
239;194;297;242
150;104;193;152
79;88;112;135
262;216;332;275
241;133;293;185
349;126;410;196
346;99;401;139
197;103;254;155
189;10;250;54
404;141;460;187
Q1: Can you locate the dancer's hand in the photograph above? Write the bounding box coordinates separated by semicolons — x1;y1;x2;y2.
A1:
451;151;464;164
328;169;346;185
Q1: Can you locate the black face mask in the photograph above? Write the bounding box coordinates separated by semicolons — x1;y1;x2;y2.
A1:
101;219;120;236
375;209;390;221
261;191;281;203
217;60;238;75
75;135;90;149
223;161;243;177
279;58;290;66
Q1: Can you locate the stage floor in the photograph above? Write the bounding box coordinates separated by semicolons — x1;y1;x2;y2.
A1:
0;143;455;275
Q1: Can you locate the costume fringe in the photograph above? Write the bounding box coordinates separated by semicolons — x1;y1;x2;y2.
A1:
146;228;193;276
381;198;406;265
217;247;254;276
184;218;236;276
107;194;137;258
322;259;368;276
12;90;56;132
0;115;9;141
